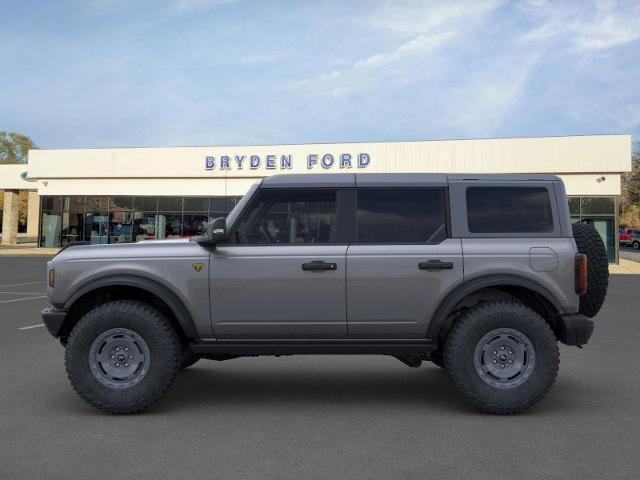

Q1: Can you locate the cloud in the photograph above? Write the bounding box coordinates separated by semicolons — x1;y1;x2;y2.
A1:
519;0;640;51
297;31;456;95
296;0;506;96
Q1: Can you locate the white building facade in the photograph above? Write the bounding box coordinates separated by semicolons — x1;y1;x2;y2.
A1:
0;134;631;262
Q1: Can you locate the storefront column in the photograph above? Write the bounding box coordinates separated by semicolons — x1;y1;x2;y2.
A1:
26;190;40;239
1;189;20;245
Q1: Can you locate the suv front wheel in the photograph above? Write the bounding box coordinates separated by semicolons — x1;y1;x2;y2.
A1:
65;300;182;414
444;301;559;414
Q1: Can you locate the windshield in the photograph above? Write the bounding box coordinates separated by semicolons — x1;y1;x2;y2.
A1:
225;180;262;229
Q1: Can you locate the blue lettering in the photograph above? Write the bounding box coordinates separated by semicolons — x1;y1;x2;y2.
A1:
321;154;334;169
220;155;230;170
280;154;292;169
250;155;261;169
307;154;318;169
358;153;371;168
235;155;245;169
339;153;352;168
266;154;276;169
205;156;215;170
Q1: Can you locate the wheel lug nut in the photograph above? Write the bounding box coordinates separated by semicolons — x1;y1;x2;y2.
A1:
115;347;120;351
500;364;505;368
129;355;133;359
500;346;505;350
509;360;513;364
111;355;115;359
124;347;128;352
124;363;128;367
115;363;120;367
492;359;497;364
493;350;497;354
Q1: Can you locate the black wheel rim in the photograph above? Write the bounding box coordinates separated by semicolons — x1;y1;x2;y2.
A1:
473;328;535;389
89;328;151;389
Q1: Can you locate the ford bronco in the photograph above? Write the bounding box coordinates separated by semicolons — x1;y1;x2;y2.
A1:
42;173;609;414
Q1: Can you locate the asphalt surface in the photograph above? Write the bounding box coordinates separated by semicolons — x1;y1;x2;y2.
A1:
620;245;640;263
1;256;639;479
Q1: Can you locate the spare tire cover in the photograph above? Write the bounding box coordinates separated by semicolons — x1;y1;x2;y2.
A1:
572;223;609;317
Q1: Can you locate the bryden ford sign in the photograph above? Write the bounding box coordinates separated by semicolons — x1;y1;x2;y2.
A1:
205;152;371;171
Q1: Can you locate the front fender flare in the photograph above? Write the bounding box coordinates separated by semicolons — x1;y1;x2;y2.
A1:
63;274;198;338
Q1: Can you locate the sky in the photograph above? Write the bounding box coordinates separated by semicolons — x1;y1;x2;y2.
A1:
1;0;639;149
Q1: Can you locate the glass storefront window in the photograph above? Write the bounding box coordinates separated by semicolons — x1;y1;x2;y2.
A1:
569;195;617;263
133;212;157;241
158;197;183;212
134;196;158;211
109;211;133;243
39;195;240;247
183;213;209;237
110;196;133;211
581;197;614;215
40;197;63;248
183;197;209;211
156;213;183;239
85;213;109;244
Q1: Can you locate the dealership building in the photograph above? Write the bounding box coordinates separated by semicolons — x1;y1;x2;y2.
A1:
0;134;631;263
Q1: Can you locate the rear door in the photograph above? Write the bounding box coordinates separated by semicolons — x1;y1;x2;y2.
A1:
210;188;349;339
346;186;463;338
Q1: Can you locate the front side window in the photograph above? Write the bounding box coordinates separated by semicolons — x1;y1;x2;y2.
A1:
466;186;554;233
356;188;447;243
234;189;337;244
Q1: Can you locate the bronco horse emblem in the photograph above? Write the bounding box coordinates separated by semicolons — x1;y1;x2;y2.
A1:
192;263;204;272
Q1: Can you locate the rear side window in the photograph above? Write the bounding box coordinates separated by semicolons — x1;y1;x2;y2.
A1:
356;188;447;243
466;186;554;234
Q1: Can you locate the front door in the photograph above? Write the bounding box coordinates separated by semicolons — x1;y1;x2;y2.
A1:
210;188;348;339
346;187;463;338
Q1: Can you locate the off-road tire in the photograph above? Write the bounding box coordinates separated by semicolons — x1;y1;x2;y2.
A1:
65;300;182;414
572;222;609;317
444;301;559;414
633;241;640;250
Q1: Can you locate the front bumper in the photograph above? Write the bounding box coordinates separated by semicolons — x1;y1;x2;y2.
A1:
556;314;594;347
41;306;68;338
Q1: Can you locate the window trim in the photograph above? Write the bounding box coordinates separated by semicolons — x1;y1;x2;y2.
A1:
353;187;450;245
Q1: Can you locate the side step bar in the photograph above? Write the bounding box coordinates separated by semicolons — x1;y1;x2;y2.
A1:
190;339;437;356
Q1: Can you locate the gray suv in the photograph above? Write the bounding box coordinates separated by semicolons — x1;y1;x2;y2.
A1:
42;173;609;414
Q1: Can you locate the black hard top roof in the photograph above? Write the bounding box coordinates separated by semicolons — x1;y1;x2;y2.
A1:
260;173;561;188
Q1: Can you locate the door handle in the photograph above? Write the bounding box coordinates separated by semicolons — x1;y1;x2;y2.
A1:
419;260;454;271
302;261;337;271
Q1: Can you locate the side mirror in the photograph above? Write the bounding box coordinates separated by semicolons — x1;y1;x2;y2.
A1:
192;217;227;247
209;217;227;243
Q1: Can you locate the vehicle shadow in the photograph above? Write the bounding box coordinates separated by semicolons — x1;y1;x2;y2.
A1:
157;360;470;413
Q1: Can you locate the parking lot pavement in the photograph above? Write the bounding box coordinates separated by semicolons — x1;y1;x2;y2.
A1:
620;245;640;263
1;256;640;480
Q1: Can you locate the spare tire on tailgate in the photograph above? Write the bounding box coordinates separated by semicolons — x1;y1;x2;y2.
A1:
572;223;609;317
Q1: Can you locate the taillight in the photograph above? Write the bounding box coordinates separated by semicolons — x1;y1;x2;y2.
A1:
575;254;587;295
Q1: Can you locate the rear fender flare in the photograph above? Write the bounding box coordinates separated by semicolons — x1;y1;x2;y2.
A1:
426;275;563;340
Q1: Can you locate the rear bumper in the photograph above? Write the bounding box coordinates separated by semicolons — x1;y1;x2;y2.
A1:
41;306;68;338
556;314;594;346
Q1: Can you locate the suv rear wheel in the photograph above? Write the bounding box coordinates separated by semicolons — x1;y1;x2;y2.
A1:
65;300;182;414
444;301;559;414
